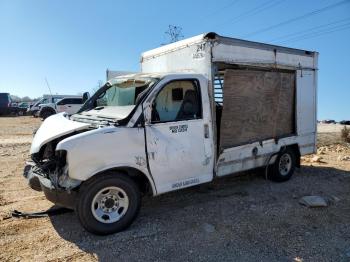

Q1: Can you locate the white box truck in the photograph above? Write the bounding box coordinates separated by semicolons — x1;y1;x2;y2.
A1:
23;33;318;235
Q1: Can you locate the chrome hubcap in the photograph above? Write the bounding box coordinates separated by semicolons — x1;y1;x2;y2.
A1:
91;186;129;223
279;153;292;176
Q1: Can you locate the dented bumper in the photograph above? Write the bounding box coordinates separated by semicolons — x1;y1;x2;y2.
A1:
23;163;76;209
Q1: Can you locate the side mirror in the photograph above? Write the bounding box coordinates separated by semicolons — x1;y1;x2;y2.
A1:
82;92;90;103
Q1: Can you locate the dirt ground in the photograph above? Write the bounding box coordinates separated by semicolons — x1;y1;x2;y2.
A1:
0;117;350;262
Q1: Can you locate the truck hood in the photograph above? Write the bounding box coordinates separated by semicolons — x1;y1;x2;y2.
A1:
30;113;90;154
77;105;135;120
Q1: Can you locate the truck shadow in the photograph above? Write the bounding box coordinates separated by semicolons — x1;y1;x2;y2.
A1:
49;165;350;261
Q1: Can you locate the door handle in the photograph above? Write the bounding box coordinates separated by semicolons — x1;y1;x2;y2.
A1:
204;124;210;138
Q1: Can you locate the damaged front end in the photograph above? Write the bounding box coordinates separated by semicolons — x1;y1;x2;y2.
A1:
23;113;93;208
24;139;82;209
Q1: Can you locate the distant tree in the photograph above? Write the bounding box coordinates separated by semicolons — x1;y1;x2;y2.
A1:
9;95;39;102
10;95;21;102
21;96;32;102
90;80;104;96
98;80;103;89
33;97;42;102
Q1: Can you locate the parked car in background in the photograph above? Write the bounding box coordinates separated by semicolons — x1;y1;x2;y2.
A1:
15;102;31;115
340;120;350;125
39;96;83;119
28;94;71;117
322;119;336;124
0;93;16;115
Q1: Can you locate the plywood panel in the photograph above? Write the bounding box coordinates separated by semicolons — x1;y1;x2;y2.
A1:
220;69;295;149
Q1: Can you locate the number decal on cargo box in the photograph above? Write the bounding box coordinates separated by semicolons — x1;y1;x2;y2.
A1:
193;43;206;59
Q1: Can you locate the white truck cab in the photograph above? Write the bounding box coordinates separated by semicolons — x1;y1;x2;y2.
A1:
24;33;318;235
39;96;83;119
28;95;63;116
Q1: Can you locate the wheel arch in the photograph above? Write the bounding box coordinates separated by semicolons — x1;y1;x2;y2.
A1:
39;106;56;117
283;143;301;168
86;166;157;196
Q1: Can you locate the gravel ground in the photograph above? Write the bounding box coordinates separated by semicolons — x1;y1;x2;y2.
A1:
0;117;350;261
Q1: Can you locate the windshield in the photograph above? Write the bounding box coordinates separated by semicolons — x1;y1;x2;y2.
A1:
73;76;158;124
79;76;158;113
34;98;46;106
95;77;156;107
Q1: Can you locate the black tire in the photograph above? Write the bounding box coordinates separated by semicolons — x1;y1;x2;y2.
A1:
268;148;296;182
76;173;141;235
41;108;54;119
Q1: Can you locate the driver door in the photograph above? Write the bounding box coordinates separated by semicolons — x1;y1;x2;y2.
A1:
144;78;214;194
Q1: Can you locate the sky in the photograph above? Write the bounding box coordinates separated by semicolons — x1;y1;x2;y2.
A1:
0;0;349;120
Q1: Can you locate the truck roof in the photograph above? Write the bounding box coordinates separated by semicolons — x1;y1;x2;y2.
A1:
107;72;198;83
142;32;317;60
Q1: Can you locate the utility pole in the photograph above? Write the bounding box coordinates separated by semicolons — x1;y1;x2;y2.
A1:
45;77;53;96
165;25;184;43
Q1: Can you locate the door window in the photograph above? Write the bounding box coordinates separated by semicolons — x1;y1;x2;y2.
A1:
57;98;82;105
152;80;202;123
70;98;83;104
39;98;49;105
57;99;68;105
66;98;83;105
52;97;62;103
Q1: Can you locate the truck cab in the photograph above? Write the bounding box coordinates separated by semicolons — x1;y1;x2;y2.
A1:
139;74;214;193
24;33;318;235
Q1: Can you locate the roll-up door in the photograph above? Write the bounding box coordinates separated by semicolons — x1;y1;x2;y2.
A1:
220;69;295;149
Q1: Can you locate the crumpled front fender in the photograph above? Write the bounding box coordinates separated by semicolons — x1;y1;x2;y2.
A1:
30;113;90;154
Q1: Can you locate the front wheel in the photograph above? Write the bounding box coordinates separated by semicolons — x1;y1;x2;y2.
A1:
268;148;296;182
41;109;54;119
76;173;141;235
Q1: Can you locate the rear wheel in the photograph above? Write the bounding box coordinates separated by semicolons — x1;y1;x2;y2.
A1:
76;173;141;235
268;148;296;182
